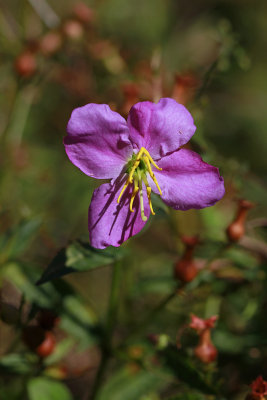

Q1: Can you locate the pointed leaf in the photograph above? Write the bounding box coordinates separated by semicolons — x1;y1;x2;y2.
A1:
37;241;125;284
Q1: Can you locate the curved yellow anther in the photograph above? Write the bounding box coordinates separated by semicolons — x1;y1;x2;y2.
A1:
129;178;139;212
143;155;162;196
117;182;128;203
141;147;162;171
128;159;140;183
142;174;155;215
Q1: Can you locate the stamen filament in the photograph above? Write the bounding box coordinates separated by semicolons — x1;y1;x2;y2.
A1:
128;159;140;183
129;177;139;212
142;174;155;215
140;147;162;171
143;155;162;195
117;182;128;203
138;173;147;222
117;146;162;220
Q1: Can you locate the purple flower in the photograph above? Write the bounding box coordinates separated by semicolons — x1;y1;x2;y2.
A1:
64;98;225;249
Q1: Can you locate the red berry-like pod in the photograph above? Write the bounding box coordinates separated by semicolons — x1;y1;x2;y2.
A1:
194;329;217;364
227;199;254;242
36;331;56;358
73;2;94;24
174;235;200;283
39;32;62;56
174;258;198;283
14;51;37;78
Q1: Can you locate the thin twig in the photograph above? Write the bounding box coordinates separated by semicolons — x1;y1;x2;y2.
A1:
27;0;60;28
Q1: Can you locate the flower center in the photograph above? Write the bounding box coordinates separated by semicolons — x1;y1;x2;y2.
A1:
117;147;162;221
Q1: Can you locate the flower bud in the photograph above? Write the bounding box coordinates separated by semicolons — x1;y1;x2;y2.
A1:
227;199;254;242
14;51;37;78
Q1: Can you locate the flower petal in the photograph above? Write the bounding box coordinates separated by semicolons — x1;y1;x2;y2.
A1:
64;103;133;179
88;180;150;249
152;149;225;210
127;98;196;160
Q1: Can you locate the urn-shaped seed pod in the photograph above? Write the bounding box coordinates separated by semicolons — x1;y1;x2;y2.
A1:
194;329;217;363
227;199;254;242
190;314;218;364
174;236;199;283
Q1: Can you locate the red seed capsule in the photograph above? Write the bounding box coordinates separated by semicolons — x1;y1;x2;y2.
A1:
36;331;56;358
14;51;37;78
39;32;62;56
174;236;200;283
174;259;198;283
194;329;217;364
73;2;94;24
63;20;84;40
226;199;254;242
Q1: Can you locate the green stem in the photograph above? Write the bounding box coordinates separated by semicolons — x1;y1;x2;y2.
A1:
195;59;218;101
90;260;122;400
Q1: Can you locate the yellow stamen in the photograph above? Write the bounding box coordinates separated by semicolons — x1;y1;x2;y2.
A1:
142;175;155;215
128;159;140;183
117;146;162;220
129;178;139;212
140;147;162;171
143;155;162;195
138;177;147;222
117;182;128;203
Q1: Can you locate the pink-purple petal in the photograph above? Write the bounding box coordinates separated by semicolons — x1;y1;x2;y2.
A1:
127;98;196;160
88;181;150;249
64;103;133;179
153;149;225;210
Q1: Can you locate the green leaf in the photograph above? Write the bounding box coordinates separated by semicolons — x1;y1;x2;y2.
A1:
3;263;100;348
27;377;73;400
97;367;165;400
60;295;100;349
0;353;34;375
37;240;125;284
3;263;63;309
159;345;217;395
132;277;177;296
0;219;41;263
